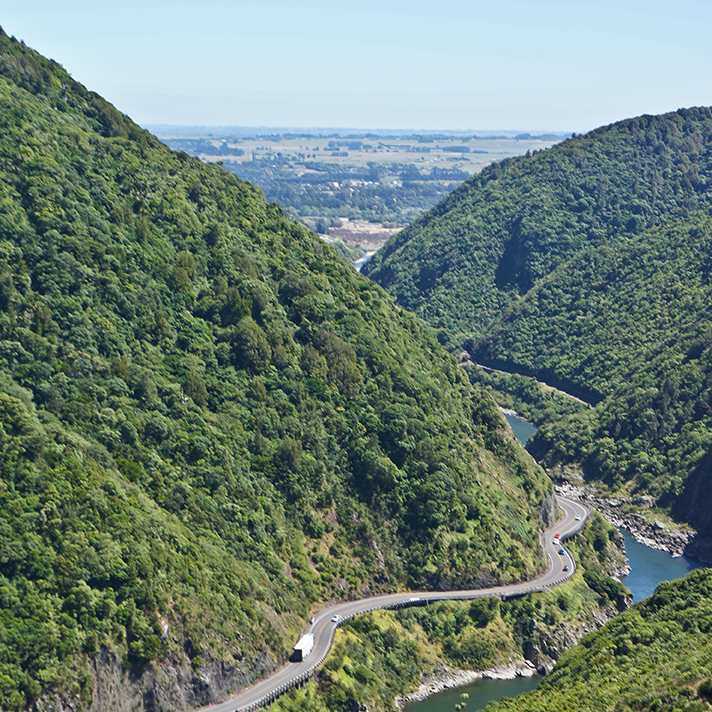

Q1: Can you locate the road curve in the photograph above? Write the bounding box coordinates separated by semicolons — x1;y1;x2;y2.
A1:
198;496;589;712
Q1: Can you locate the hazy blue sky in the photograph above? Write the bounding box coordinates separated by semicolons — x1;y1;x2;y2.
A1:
3;0;712;131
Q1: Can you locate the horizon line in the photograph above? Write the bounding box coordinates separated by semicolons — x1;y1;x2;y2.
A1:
144;124;573;138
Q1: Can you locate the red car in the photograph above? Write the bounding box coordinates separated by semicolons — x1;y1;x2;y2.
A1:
554;533;560;539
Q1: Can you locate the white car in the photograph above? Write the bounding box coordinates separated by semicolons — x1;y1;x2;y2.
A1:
575;515;581;521
331;615;341;623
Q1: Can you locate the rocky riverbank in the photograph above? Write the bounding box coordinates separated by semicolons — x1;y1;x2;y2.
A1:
551;475;712;565
395;661;536;710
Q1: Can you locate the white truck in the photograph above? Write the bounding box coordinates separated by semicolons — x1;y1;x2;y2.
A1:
292;633;314;662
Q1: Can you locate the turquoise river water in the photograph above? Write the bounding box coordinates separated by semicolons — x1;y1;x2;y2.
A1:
405;411;703;712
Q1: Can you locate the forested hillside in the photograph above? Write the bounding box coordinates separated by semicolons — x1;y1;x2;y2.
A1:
364;108;712;543
364;108;712;347
485;568;712;712
478;212;712;521
0;30;553;710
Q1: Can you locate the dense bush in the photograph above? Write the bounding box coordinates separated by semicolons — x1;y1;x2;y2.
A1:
366;105;712;527
0;29;552;709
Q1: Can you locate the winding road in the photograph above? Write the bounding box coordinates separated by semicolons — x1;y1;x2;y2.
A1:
198;496;589;712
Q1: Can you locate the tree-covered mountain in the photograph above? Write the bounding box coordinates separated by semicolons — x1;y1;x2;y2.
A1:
364;108;712;347
364;108;712;544
0;29;553;710
485;568;712;712
477;211;712;522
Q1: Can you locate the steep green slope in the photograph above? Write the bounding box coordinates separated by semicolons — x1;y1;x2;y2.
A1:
476;211;712;513
0;30;552;710
364;108;712;541
485;568;712;712
363;108;712;347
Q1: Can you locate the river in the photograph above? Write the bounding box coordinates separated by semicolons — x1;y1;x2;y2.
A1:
353;251;376;272
405;411;704;712
405;676;540;712
503;411;537;446
620;529;702;602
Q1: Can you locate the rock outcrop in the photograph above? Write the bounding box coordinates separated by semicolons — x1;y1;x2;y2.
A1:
79;648;277;712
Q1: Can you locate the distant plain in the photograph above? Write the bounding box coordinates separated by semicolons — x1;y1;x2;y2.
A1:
155;129;566;256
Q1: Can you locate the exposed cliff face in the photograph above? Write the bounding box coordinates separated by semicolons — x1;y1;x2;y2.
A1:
539;490;559;529
553;475;687;547
550;473;712;564
83;648;273;712
675;445;712;560
519;602;622;675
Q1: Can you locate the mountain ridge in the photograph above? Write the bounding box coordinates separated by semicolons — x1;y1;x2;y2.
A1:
364;106;712;346
0;28;553;711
